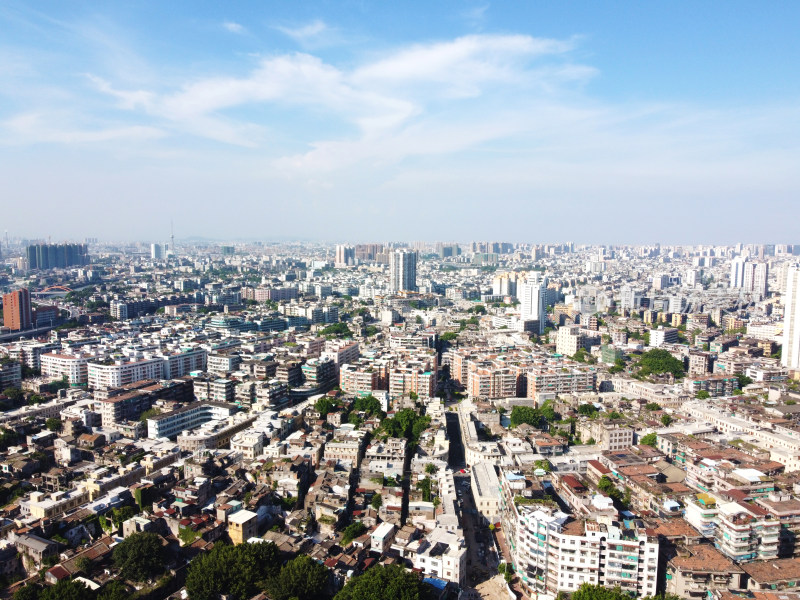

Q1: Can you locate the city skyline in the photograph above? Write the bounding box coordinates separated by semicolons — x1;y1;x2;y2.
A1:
1;1;800;243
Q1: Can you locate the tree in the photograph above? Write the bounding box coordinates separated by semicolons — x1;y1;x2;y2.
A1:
637;349;685;379
315;398;335;418
45;417;61;432
695;390;710;399
572;583;631;600
40;580;95;600
644;402;661;411
13;586;39;600
185;541;281;600
409;391;418;401
2;388;23;403
440;332;458;342
139;407;160;422
334;564;433;600
509;405;542;428
425;463;438;475
113;531;165;582
342;522;367;546
320;323;352;338
661;414;674;426
640;433;658;447
737;374;753;389
265;555;329;600
371;494;383;510
534;459;552;473
577;403;598;417
76;555;93;574
607;411;624;420
97;581;129;600
111;505;138;528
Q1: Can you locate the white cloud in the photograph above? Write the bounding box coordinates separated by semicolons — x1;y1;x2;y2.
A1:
275;19;329;46
223;21;246;34
0;111;164;145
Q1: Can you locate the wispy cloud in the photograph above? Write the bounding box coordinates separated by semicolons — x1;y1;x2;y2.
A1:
222;21;246;35
461;4;489;27
273;19;345;49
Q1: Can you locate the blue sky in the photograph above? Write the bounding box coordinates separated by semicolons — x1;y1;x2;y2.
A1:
2;1;799;244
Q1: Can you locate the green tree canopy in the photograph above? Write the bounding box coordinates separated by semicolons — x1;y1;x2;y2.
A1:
45;417;61;432
13;586;40;600
425;463;438;475
334;564;433;600
644;402;661;411
320;323;352;338
572;583;632;600
638;348;685;378
439;332;458;342
315;397;335;418
640;433;658;447
661;414;674;426
112;531;165;582
40;580;94;600
695;390;710;399
342;522;367;546
185;541;282;600
577;403;598;417
371;494;383;510
265;555;329;600
509;405;542;429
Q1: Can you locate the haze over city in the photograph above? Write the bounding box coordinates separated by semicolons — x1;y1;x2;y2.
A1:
2;1;800;243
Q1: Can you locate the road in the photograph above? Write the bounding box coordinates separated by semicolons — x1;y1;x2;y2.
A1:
446;410;504;593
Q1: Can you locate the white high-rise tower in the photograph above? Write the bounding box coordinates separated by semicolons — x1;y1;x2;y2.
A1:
389;249;417;293
519;272;548;334
782;265;800;370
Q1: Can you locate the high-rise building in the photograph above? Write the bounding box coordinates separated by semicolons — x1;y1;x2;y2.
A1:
388;249;417;293
150;243;163;260
744;261;769;298
782;266;800;370
730;257;768;298
2;288;32;331
519;273;548;333
335;245;355;267
730;257;747;288
25;243;89;270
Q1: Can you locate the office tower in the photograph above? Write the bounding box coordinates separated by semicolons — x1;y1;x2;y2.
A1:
743;261;769;298
782;266;800;370
730;257;768;298
519;273;548;334
335;245;355;267
150;243;163;260
730;257;747;288
3;288;32;331
25;243;89;270
388;249;417;292
492;272;519;297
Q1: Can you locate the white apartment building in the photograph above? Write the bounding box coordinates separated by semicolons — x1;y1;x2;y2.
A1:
40;351;92;384
501;501;659;597
412;526;467;586
470;461;501;524
649;326;679;347
388;249;417;293
231;430;265;460
783;265;800;370
519;274;548;334
87;356;164;389
556;326;584;357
